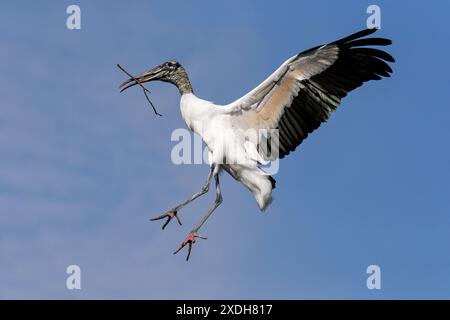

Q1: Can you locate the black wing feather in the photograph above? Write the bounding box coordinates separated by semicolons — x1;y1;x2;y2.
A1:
270;29;394;159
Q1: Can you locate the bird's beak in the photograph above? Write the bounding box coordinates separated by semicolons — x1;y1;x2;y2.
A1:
119;66;162;92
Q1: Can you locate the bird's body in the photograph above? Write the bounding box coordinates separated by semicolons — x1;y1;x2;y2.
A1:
180;93;275;210
119;28;395;260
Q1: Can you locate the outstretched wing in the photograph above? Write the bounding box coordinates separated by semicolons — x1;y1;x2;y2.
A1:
225;28;394;160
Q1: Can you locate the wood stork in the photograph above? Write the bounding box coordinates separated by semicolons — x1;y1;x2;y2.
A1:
119;28;394;260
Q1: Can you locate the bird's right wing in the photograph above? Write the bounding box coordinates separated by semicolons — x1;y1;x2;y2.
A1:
222;28;394;160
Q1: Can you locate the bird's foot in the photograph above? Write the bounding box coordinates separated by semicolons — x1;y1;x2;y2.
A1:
150;210;182;230
173;232;207;261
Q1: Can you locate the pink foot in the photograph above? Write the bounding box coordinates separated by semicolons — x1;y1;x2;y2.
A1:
150;210;182;230
173;232;207;261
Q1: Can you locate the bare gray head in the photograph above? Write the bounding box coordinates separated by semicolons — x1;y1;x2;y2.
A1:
119;60;193;95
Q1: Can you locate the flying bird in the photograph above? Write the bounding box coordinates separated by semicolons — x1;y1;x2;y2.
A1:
119;28;394;260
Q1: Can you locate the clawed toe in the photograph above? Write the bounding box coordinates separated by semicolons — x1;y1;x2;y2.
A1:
150;210;182;230
173;232;207;261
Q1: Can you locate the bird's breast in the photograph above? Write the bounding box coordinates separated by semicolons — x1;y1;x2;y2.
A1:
179;94;252;165
180;94;220;137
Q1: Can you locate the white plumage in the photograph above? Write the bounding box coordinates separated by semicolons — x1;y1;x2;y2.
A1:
180;93;274;210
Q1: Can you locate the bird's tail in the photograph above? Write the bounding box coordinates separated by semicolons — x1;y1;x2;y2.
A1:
226;165;275;211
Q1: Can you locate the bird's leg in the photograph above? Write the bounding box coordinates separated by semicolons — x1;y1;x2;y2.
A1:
174;172;222;261
150;166;214;230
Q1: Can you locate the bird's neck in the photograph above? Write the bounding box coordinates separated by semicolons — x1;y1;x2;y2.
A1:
171;67;193;95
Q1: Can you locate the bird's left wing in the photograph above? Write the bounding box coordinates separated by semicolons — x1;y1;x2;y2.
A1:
223;28;394;160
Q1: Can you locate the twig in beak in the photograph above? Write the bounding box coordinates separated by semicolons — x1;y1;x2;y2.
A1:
117;64;162;117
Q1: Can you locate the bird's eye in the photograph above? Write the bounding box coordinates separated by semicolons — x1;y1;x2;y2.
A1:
167;61;179;69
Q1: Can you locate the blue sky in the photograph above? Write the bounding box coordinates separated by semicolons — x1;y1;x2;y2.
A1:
0;0;449;299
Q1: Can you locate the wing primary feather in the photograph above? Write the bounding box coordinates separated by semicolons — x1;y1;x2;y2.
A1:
332;28;378;44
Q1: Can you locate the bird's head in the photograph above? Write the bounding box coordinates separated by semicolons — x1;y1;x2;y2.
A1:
119;60;191;93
